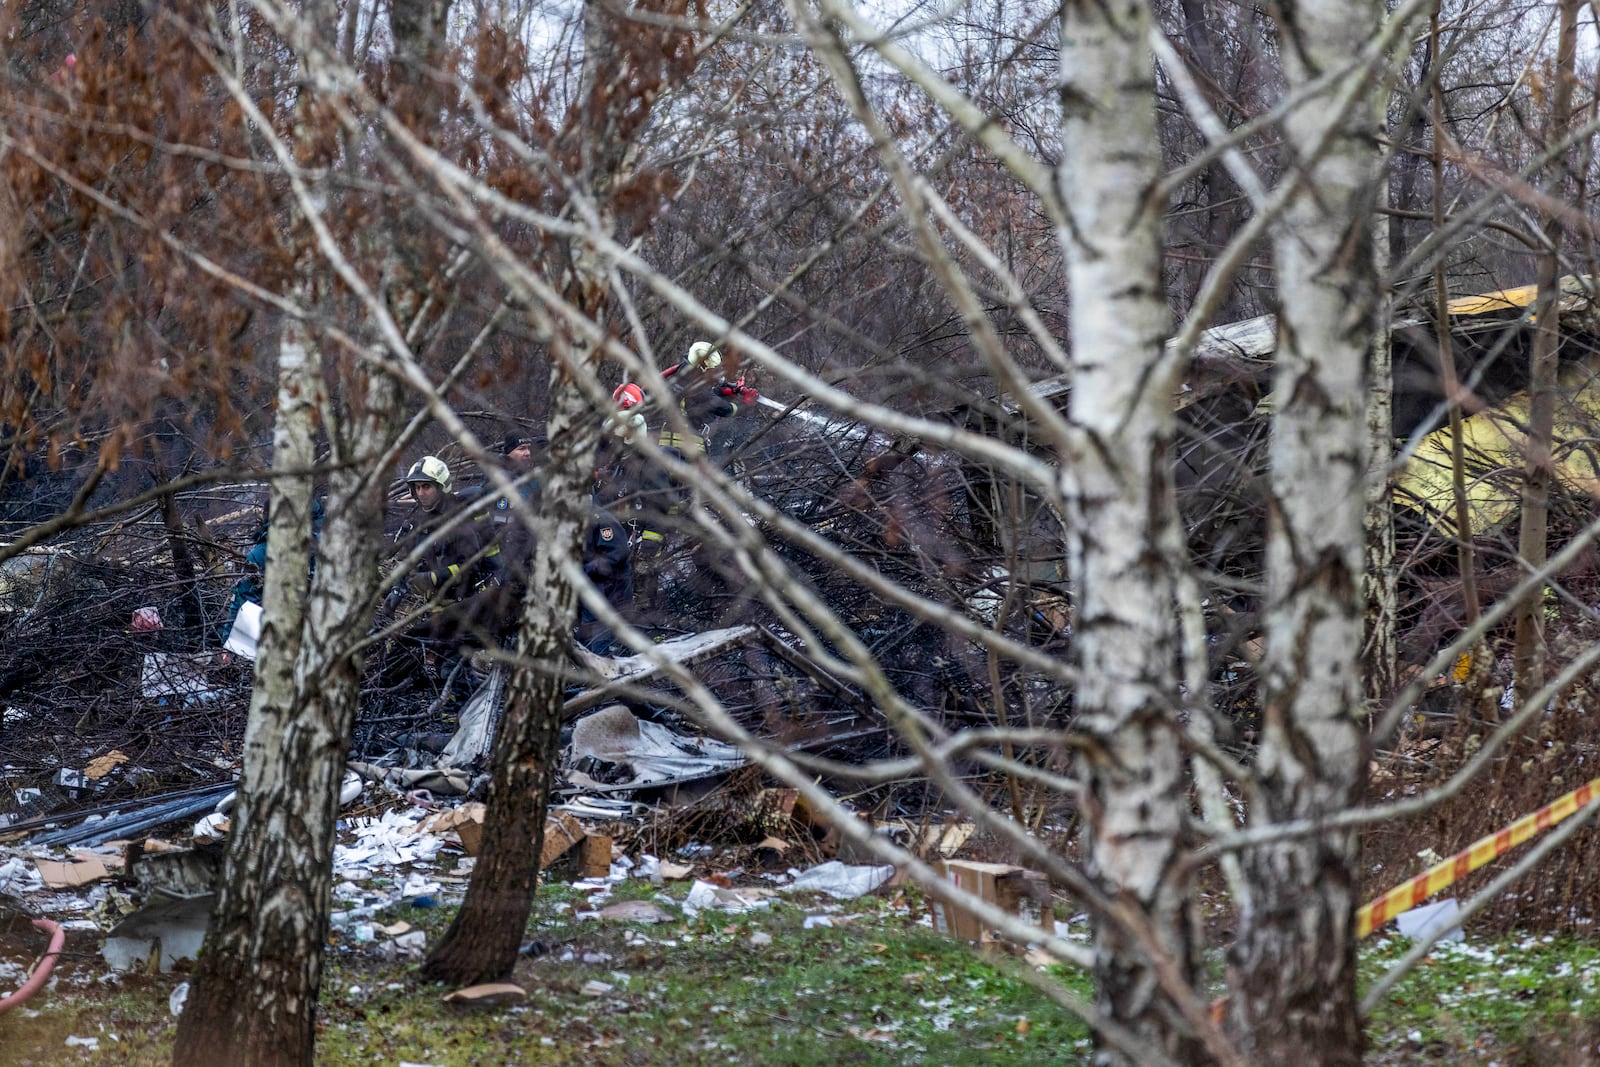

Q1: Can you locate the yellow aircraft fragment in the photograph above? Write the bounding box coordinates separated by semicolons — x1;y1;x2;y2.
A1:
1395;358;1600;536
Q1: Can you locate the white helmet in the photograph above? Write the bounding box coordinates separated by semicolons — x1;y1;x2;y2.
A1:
403;456;452;494
686;341;722;372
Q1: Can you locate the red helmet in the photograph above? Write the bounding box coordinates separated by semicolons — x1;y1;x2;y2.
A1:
613;382;644;410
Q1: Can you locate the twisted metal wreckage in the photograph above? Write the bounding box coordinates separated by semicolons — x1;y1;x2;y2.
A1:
2;278;1597;989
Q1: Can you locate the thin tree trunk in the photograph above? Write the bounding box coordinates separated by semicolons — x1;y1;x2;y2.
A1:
421;368;597;983
1513;0;1578;696
1428;8;1486;716
423;0;659;984
1059;1;1199;1061
173;315;323;1067
1365;140;1397;704
1229;0;1383;1060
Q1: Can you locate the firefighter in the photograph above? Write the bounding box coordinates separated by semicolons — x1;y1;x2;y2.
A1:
657;341;738;458
603;342;759;621
389;455;503;648
592;377;678;619
486;433;632;653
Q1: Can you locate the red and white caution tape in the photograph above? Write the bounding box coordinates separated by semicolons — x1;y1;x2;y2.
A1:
1357;774;1600;938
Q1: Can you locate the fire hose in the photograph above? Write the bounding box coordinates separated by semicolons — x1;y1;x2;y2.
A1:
0;917;65;1015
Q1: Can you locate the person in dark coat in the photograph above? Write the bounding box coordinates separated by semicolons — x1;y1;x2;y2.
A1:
220;497;324;644
389;455;503;648
487;432;545;603
577;499;632;655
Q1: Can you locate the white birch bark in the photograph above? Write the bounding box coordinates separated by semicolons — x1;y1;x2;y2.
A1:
174;2;406;1060
1230;0;1382;1059
173;314;326;1067
1059;1;1197;1061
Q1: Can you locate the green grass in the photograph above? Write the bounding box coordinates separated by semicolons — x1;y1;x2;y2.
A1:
11;886;1599;1067
1361;932;1600;1064
1;886;1093;1066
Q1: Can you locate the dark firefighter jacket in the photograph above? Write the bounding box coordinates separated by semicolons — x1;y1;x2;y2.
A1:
393;490;502;606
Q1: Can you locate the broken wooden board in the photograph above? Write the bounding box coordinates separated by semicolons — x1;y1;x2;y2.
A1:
539;810;587;868
579;834;612;879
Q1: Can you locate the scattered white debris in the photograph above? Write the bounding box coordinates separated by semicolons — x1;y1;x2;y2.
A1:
334;809;444;880
566;705;746;787
0;855;45;895
784;861;894;899
1395;897;1464;944
682;880;769;916
192;811;230;844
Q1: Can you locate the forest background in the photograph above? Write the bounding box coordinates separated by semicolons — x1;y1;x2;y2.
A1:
6;0;1600;1064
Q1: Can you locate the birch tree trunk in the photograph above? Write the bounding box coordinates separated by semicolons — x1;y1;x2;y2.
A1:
1364;168;1397;703
1229;0;1382;1059
172;316;325;1067
174;3;407;1060
1513;0;1578;696
1059;1;1198;1060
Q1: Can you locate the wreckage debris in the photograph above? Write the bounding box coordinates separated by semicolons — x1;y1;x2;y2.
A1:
927;860;1052;943
3;766;1061;1014
26;783;236;848
567;705;745;790
442;982;526;1007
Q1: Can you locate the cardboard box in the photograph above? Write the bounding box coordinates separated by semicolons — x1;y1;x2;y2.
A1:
35;855;111;888
538;811;586;868
416;805;597;875
928;860;1050;943
415;802;486;855
579;834;613;879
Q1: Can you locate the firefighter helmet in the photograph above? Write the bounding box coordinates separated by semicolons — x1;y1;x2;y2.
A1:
613;382;645;410
685;341;722;372
402;455;452;494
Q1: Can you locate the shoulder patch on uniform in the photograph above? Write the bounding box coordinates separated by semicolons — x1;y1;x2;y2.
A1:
600;526;614;541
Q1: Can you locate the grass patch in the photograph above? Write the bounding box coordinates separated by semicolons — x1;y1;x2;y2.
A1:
13;884;1599;1067
1361;932;1600;1064
1;888;1092;1066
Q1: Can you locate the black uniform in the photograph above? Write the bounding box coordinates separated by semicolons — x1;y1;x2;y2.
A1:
577;501;632;655
391;490;503;646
